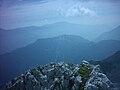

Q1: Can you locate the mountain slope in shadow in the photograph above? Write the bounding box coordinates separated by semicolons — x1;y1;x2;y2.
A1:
82;40;120;60
0;35;92;84
0;35;120;84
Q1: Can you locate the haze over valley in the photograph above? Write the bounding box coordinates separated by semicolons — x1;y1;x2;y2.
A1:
0;0;120;89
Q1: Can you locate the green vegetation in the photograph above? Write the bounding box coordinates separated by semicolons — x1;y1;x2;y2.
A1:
79;65;93;90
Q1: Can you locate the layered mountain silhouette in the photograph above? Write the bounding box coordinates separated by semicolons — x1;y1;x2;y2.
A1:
0;35;120;84
0;22;110;54
0;26;48;55
95;25;120;42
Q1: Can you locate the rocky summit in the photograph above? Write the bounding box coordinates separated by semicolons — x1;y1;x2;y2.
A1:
6;60;114;90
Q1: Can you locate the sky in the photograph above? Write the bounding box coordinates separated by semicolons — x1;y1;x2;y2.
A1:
0;0;120;29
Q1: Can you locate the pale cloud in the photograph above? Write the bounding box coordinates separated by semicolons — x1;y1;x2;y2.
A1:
0;0;120;29
66;4;97;17
57;3;97;17
78;7;97;16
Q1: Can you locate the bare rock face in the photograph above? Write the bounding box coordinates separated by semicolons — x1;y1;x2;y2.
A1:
84;65;113;90
5;61;114;90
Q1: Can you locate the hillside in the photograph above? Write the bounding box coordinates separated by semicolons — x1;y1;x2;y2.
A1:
82;40;120;60
95;25;120;42
0;22;110;54
0;26;47;55
0;35;92;84
0;35;120;84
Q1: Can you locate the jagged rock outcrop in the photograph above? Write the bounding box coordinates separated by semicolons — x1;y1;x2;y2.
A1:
84;65;113;90
5;61;113;90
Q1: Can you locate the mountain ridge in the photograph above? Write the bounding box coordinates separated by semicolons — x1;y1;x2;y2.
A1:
0;22;111;54
82;39;120;60
0;35;120;84
95;25;120;42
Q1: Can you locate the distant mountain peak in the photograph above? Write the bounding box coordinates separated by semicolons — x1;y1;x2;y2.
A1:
53;34;89;40
55;35;91;43
34;35;91;47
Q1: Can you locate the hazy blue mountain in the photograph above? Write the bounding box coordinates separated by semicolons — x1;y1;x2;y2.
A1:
0;35;120;84
0;26;48;55
95;25;120;42
82;40;120;60
90;51;120;89
0;35;92;84
0;22;110;54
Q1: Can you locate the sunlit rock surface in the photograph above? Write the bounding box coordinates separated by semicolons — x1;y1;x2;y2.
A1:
6;61;114;90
